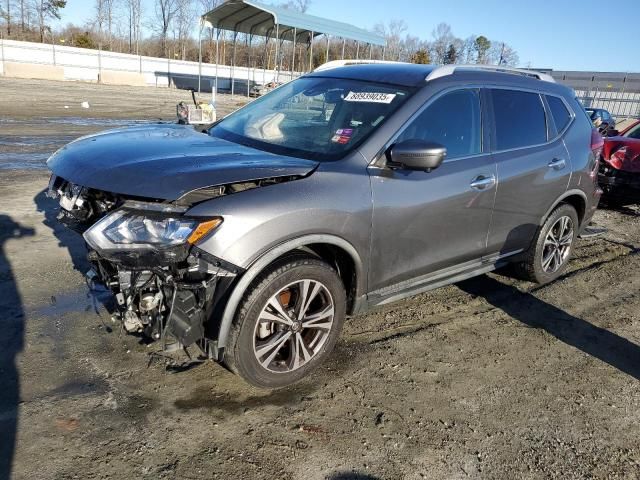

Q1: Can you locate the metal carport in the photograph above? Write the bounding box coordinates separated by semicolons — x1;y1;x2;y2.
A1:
199;0;386;96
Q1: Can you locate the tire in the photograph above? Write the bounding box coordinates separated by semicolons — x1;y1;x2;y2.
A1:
514;204;579;284
224;255;346;389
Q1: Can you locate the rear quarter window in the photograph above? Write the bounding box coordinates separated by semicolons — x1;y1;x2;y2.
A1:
491;89;547;151
546;95;572;133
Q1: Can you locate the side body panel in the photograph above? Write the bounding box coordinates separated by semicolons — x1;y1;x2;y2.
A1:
188;153;373;296
564;95;601;226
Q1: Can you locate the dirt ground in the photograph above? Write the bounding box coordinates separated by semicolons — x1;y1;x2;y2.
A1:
1;77;639;480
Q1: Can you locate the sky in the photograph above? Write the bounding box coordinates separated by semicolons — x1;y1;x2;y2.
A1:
53;0;640;73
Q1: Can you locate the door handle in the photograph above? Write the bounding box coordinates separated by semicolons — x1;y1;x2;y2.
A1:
548;158;566;170
470;175;496;191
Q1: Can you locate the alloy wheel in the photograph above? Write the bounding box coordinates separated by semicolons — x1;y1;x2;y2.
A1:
541;215;574;274
253;279;335;373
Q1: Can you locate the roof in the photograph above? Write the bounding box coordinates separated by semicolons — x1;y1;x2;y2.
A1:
202;0;386;46
308;63;437;87
306;63;574;95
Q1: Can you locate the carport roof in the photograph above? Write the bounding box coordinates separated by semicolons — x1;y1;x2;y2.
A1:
202;0;386;46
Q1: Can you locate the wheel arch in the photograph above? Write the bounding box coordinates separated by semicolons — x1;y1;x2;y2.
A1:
540;189;587;228
216;234;366;350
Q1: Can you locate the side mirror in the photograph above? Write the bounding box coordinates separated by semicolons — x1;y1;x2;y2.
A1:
387;139;447;172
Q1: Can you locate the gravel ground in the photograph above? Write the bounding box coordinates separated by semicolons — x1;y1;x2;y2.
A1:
1;77;639;480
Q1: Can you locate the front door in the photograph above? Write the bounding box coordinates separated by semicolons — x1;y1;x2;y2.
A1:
368;88;496;295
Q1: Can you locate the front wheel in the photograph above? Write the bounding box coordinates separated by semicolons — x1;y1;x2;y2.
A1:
224;255;346;388
514;204;579;284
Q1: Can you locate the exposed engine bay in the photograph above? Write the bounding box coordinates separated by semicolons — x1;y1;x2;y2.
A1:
47;174;244;361
44;123;315;366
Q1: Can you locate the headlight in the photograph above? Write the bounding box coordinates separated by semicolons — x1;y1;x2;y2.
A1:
84;209;222;252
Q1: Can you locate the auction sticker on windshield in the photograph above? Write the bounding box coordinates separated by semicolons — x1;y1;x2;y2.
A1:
344;92;397;104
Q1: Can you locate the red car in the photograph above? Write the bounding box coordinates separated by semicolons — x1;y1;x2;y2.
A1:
599;119;640;205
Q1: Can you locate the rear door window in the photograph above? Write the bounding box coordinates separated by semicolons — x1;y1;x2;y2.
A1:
546;95;572;133
395;89;482;160
491;89;547;150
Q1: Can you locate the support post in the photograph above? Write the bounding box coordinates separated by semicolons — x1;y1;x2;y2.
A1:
325;34;330;63
291;27;297;81
369;43;373;59
341;38;345;59
247;34;251;98
231;32;238;97
274;23;280;83
355;42;359;60
198;23;203;93
98;43;103;83
309;31;314;71
263;32;269;86
214;28;220;101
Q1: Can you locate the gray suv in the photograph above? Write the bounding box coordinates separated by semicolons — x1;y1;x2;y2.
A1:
47;64;601;388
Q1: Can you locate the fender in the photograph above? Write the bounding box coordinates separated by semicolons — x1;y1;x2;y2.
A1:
539;189;588;227
216;234;365;349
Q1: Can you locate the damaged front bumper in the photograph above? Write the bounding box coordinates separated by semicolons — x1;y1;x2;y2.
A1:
48;175;242;360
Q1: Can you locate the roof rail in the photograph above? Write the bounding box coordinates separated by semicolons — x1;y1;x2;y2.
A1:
314;59;406;72
426;64;556;83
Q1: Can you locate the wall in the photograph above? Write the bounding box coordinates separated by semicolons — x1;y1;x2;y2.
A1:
0;39;297;93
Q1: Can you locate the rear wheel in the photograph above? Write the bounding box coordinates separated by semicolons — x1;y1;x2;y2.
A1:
224;255;346;388
514;204;579;284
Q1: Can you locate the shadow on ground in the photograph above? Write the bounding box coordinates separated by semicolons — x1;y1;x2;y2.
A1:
0;214;35;478
328;473;379;480
458;274;640;380
34;188;89;274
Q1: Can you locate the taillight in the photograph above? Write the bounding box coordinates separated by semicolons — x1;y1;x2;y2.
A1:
588;128;605;180
591;128;604;156
607;146;627;170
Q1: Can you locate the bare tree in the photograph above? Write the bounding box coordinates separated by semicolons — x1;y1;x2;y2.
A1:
198;0;222;62
488;41;519;66
35;0;66;42
373;19;407;61
20;0;27;31
124;0;142;53
104;0;115;48
173;0;194;60
431;22;453;64
153;0;179;57
93;0;105;41
4;0;13;36
93;0;116;48
459;35;477;64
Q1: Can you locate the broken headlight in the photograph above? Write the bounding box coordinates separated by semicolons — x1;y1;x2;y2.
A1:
84;209;222;252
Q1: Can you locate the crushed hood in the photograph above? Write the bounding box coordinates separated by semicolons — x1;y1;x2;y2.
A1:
47;124;318;200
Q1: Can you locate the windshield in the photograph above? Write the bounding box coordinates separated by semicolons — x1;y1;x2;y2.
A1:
585;109;598;120
210;77;414;161
625;123;640;139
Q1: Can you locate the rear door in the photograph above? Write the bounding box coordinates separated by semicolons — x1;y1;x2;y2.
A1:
487;88;572;256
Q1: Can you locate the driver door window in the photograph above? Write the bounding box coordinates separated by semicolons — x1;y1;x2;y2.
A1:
395;89;482;160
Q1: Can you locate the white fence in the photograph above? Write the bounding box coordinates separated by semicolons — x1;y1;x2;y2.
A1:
0;38;295;93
